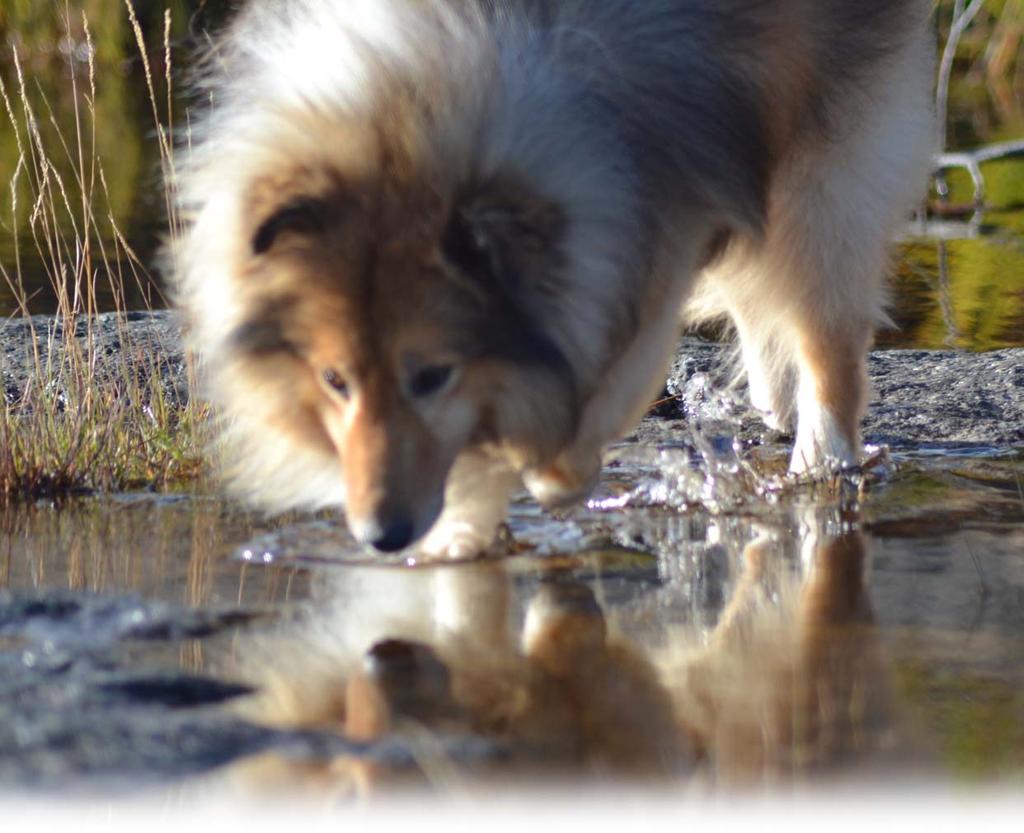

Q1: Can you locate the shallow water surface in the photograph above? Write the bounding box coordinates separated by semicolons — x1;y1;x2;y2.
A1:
2;434;1021;793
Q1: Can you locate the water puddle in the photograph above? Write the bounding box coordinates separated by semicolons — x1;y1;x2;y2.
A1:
2;425;1021;795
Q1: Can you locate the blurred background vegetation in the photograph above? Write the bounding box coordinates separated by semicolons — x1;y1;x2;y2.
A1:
936;0;1024;146
0;0;1022;347
0;1;234;313
896;0;1024;350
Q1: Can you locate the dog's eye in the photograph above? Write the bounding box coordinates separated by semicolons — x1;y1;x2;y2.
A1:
409;365;454;398
322;369;351;399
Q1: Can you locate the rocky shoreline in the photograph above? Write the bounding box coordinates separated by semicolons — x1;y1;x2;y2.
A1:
0;311;189;409
3;310;1021;448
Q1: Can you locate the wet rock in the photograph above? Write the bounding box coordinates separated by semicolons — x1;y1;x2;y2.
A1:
0;710;279;790
0;589;269;649
666;338;1024;449
96;676;255;709
865;349;1024;448
4;313;1020;449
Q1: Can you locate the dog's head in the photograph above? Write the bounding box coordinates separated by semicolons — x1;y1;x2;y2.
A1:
213;136;582;551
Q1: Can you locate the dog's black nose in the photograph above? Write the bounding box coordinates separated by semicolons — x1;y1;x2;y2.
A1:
370;519;415;553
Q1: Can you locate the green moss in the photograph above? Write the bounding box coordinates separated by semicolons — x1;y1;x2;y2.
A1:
895;661;1024;779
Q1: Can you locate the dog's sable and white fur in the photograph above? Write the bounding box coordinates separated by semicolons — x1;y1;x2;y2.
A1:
173;0;934;557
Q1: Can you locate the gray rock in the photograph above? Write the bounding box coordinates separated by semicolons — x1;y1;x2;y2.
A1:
0;311;188;410
5;312;1019;448
665;338;1024;450
0;589;268;649
865;348;1024;447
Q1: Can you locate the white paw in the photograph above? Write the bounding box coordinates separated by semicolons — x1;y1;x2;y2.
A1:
789;407;857;475
747;374;776;417
747;373;793;431
418;519;496;561
522;452;601;511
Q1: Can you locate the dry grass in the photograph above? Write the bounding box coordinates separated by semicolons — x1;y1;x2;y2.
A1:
0;1;204;500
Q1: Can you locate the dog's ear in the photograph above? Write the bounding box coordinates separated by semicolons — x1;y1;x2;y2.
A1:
245;164;353;256
252;196;328;255
441;178;566;291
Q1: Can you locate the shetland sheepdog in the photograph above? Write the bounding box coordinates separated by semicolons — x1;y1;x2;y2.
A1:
172;0;934;556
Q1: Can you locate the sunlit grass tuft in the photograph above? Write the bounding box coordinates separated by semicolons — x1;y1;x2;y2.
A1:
0;1;203;501
1;369;205;499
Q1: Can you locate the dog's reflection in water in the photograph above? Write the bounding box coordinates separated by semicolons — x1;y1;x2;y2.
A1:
670;516;902;783
227;510;910;794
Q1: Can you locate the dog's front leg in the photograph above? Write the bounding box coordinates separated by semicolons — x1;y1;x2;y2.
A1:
522;318;683;510
524;318;690;510
522;324;677;509
524;244;708;511
419;451;521;560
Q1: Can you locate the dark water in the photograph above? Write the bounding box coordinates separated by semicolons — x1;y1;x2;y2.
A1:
884;158;1024;351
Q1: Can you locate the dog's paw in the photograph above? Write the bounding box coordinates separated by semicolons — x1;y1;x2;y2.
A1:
418;520;496;561
522;452;601;511
789;407;857;475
